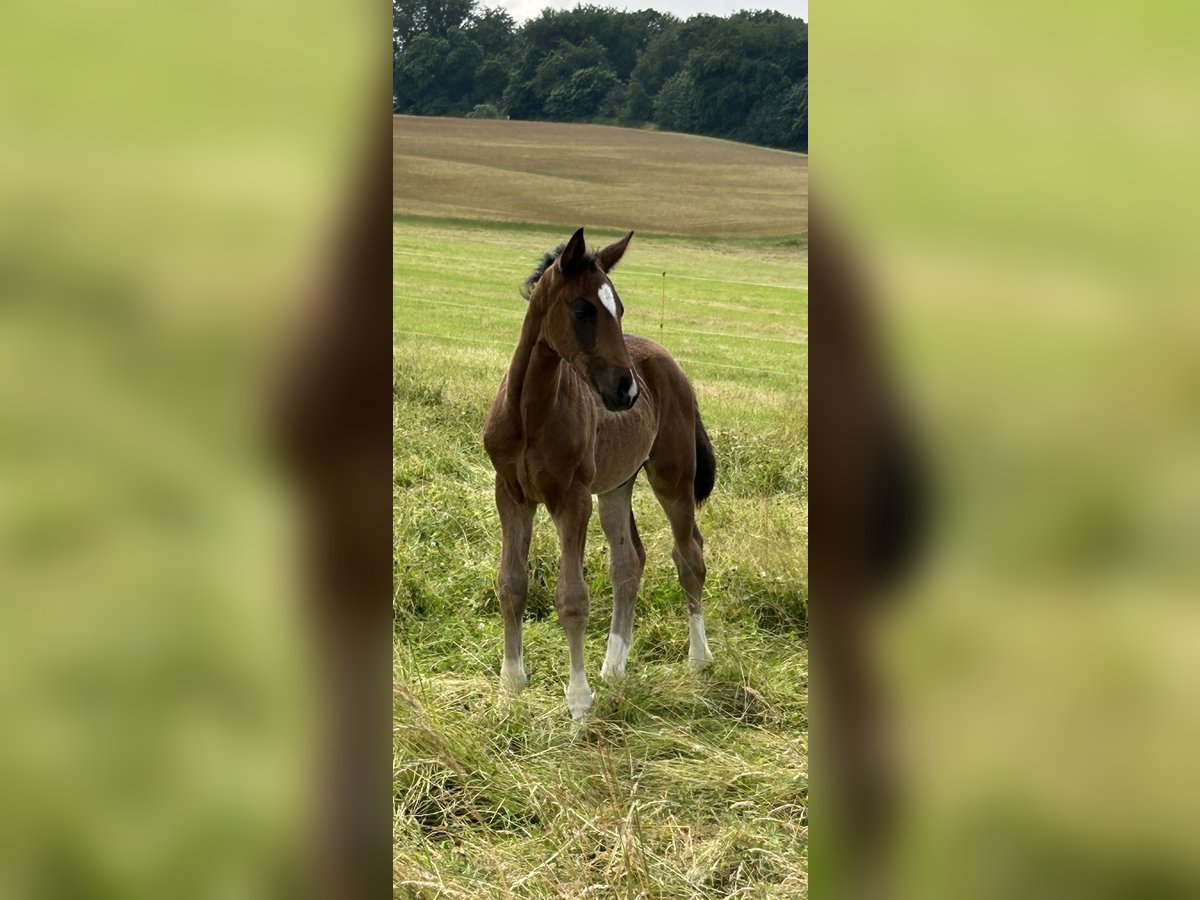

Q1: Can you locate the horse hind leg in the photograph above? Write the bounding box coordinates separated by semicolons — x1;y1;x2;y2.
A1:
598;476;644;682
647;468;713;670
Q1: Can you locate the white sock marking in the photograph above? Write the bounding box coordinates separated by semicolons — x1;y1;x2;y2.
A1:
601;631;629;680
598;283;618;319
689;614;713;667
500;651;526;693
565;668;593;718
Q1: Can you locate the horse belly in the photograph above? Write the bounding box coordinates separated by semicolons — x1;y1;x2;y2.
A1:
591;407;657;494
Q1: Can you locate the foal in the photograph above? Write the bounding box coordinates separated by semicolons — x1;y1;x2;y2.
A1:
483;227;717;719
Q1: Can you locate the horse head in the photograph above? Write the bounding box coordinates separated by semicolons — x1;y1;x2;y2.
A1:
527;227;638;412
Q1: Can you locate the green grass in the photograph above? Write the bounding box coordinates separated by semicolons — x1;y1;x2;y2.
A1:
394;216;807;897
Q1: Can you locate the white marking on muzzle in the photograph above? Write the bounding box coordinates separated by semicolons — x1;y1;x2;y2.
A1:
598;282;618;319
627;371;639;400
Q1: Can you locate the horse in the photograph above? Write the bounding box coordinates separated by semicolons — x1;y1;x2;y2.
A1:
483;227;717;719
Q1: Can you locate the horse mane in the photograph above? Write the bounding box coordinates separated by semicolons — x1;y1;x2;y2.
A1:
520;243;597;300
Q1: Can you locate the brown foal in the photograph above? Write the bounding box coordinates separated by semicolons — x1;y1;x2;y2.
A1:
483;227;717;718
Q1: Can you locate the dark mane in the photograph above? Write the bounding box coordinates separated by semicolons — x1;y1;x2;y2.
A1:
520;243;597;300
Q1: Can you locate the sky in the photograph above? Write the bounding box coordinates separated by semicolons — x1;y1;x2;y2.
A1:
493;0;806;26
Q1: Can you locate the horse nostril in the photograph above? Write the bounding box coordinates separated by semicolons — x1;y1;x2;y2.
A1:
617;374;632;397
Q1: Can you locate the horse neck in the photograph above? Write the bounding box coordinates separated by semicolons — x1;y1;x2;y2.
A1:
505;308;566;427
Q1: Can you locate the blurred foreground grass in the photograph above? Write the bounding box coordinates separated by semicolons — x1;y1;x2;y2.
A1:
819;2;1200;897
0;0;374;895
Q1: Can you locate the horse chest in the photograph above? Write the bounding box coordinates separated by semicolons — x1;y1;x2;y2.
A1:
590;401;658;493
515;425;592;499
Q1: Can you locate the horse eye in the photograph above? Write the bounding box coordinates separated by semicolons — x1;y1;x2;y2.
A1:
572;299;595;321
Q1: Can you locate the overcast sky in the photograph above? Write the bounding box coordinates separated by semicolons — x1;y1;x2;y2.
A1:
492;0;806;26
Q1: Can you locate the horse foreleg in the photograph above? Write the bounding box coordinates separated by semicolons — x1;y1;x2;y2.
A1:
495;479;534;694
549;486;594;718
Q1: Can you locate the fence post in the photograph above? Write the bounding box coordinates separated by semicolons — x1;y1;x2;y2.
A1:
660;271;667;341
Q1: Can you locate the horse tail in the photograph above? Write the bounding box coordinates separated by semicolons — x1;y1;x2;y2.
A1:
694;401;716;506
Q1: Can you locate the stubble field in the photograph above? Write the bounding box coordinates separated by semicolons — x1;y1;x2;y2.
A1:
393;115;808;239
394;118;808;898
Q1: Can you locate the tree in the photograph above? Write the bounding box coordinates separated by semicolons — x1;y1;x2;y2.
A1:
619;79;653;124
466;6;516;58
393;31;482;115
653;71;699;133
472;56;511;106
501;78;539;121
544;66;620;122
392;3;808;152
466;103;501;119
598;82;627;120
531;39;609;103
786;78;807;151
421;0;477;38
393;0;477;49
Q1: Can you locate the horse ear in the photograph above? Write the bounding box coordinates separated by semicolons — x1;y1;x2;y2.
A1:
597;231;634;273
560;227;588;274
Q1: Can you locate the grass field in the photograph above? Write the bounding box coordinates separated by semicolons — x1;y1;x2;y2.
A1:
395;119;807;898
393;116;807;239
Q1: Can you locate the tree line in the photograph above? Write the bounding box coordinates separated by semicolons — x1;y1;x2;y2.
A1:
393;1;807;153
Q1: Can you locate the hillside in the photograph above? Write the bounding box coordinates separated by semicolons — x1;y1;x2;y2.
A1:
393;116;807;239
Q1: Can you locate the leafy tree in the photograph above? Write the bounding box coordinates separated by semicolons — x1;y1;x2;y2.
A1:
467;103;501;119
741;87;794;149
393;0;477;48
786;78;807;151
684;14;804;140
472;56;511;106
531;39;609;102
466;7;516;59
394;31;481;115
420;0;477;38
629;29;685;98
544;66;620;122
392;2;808;151
598;82;627;120
520;6;660;80
501;78;539;120
619;80;653;124
653;71;699;133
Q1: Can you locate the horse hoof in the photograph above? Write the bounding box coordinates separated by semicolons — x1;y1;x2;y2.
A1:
568;702;592;720
500;665;527;695
565;683;593;719
689;652;714;673
601;632;629;683
600;660;625;683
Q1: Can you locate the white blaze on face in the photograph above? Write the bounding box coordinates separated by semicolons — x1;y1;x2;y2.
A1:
598;282;618;319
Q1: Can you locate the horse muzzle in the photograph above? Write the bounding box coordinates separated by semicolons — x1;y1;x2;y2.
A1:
599;369;639;412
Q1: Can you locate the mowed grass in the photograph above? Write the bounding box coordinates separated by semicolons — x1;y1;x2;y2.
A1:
395;121;807;898
394;115;807;239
